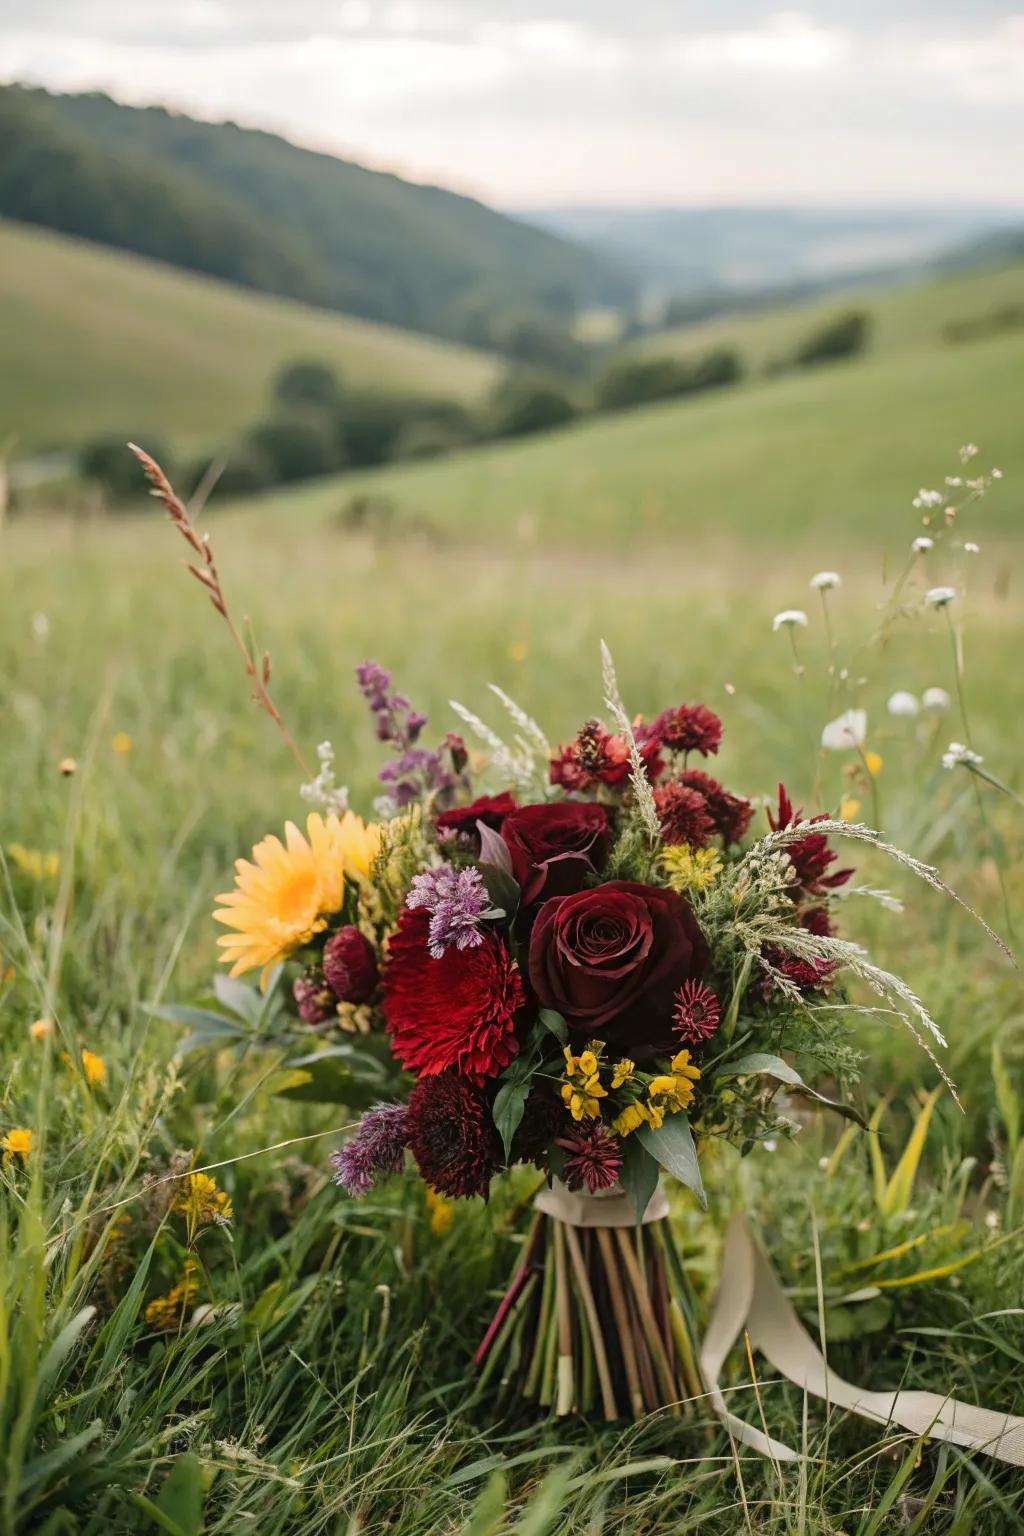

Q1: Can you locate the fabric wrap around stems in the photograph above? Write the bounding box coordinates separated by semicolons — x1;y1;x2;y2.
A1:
534;1179;669;1228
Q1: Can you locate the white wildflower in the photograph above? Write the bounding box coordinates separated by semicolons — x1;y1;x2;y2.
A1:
942;742;983;771
926;586;957;608
31;612;51;642
887;691;920;718
912;489;943;509
912;536;934;553
992;468;1003;479
773;609;808;632
944;476;963;487
922;687;951;712
963;541;980;554
300;741;350;814
960;443;979;461
821;708;867;751
809;571;840;591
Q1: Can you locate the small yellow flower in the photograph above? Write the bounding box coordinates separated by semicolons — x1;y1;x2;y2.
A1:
645;1100;666;1129
578;1049;599;1077
612;1102;649;1137
611;1058;635;1089
2;1127;32;1165
111;732;133;755
426;1187;453;1234
561;1038;608;1119
660;844;724;895
7;845;60;881
648;1075;677;1098
507;641;528;663
30;1018;52;1041
175;1172;233;1229
81;1048;106;1087
561;1082;606;1120
864;750;883;777
144;1262;199;1330
839;796;861;821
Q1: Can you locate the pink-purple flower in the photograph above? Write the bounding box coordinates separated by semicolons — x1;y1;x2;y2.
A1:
331;1103;410;1196
407;864;491;958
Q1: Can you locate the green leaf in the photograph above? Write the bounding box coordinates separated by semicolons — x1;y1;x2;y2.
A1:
212;972;263;1025
993;1040;1020;1153
151;1004;248;1053
716;1051;868;1129
478;864;520;922
155;1453;205;1536
637;1114;705;1207
269;1059;379;1108
492;1078;529;1160
538;1009;567;1044
620;1136;659;1223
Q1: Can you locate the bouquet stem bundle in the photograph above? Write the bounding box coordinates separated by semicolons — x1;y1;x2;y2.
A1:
475;1194;703;1421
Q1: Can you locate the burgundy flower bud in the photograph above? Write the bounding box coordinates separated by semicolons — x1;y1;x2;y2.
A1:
323;926;379;1003
445;732;469;775
293;974;335;1024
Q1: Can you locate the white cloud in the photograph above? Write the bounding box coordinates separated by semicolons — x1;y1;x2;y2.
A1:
671;12;852;75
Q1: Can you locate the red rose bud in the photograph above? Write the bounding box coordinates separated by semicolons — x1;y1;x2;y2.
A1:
293;974;335;1024
501;800;611;905
323;926;379;1003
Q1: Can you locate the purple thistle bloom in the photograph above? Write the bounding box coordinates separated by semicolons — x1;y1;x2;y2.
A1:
331;1103;410;1197
407;864;491;958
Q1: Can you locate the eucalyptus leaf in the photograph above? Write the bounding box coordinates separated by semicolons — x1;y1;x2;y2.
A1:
716;1052;868;1129
492;1078;529;1160
620;1136;659;1224
212;972;263;1025
636;1114;706;1207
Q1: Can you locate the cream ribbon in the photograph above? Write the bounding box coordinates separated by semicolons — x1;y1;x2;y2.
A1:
534;1179;669;1228
702;1214;1024;1467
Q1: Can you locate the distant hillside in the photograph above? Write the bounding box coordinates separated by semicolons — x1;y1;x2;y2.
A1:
0;84;631;348
524;204;1018;304
0;220;501;456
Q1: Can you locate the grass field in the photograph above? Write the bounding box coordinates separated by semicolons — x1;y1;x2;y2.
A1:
1;271;1023;1531
0;221;501;457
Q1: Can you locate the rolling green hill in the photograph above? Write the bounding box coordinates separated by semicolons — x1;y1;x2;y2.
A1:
0;84;629;347
221;260;1024;554
0;220;501;455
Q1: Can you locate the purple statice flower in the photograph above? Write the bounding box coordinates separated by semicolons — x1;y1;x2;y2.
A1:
406;864;491;958
331;1103;410;1196
356;660;466;811
378;748;457;809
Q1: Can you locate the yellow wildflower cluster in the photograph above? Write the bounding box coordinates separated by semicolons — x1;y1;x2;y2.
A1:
561;1042;636;1121
613;1050;701;1138
144;1261;199;1330
7;844;60;881
660;843;724;895
175;1172;233;1230
1;1127;32;1165
425;1187;454;1234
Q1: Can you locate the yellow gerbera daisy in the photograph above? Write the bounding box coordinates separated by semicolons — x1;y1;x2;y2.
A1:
336;811;383;881
214;813;349;984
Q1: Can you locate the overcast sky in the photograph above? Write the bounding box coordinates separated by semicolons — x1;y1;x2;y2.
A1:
3;2;1023;207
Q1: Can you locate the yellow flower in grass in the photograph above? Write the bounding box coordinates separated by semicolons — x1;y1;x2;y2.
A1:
660;844;723;895
2;1128;32;1165
111;732;133;755
7;844;60;881
81;1048;106;1086
213;812;355;984
30;1018;53;1042
864;750;883;778
145;1261;199;1331
426;1187;453;1234
175;1172;233;1229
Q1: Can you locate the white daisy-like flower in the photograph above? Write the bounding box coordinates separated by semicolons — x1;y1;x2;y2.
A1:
926;586;957;608
821;708;867;751
963;541;980;554
922;687;951;711
960;443;979;461
942;742;983;770
809;571;840;591
912;536;934;553
992;468;1003;479
887;691;920;718
912;489;943;509
772;609;808;632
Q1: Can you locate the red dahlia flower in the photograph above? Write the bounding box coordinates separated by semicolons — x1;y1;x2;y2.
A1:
678;769;754;845
652;703;722;757
769;785;853;895
673;979;721;1044
549;720;663;792
382;907;524;1079
407;1072;500;1198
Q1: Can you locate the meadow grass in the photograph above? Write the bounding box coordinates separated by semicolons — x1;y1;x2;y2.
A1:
0;220;500;457
1;329;1023;1530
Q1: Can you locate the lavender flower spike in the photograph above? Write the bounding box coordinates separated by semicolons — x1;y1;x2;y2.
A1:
407;864;491;958
331;1103;410;1196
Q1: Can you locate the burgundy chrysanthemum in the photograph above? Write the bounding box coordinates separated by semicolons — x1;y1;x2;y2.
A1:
406;1071;500;1198
652;704;723;757
559;1119;623;1193
549;720;663;791
672;978;721;1044
511;1086;566;1168
679;769;754;845
323;926;379;1003
768;785;854;895
382;907;524;1079
653;782;715;847
800;905;833;938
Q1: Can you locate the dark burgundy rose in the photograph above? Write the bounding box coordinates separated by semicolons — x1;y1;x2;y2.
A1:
501;801;612;905
323;925;379;1003
435;791;518;846
529;880;709;1050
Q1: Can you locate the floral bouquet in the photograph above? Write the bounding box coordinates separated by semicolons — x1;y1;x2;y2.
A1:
210;639;965;1420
